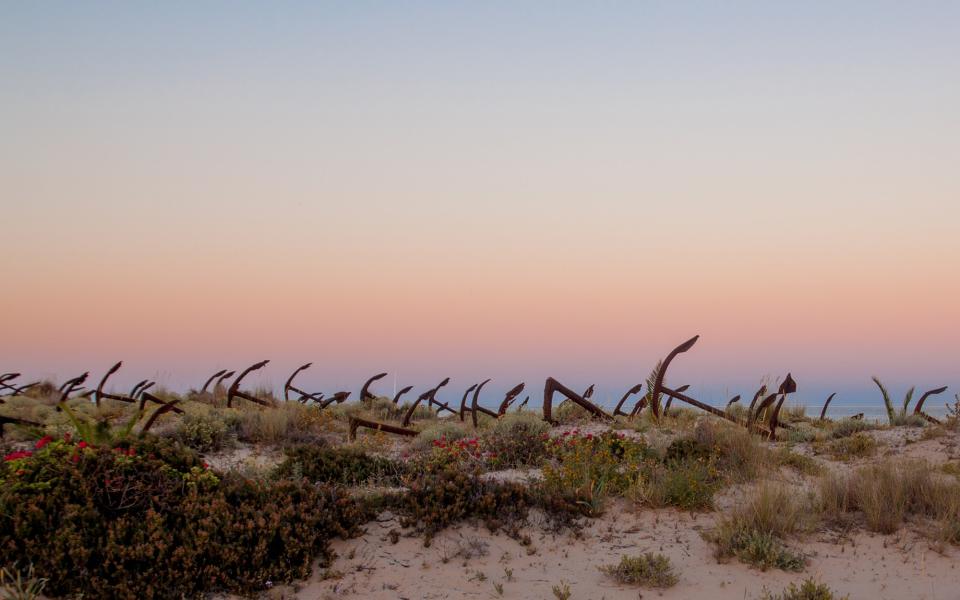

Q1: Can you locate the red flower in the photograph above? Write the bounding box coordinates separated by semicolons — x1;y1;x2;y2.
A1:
77;441;89;449
127;448;136;457
202;461;209;469
70;453;80;464
63;432;72;443
35;435;53;450
4;450;32;461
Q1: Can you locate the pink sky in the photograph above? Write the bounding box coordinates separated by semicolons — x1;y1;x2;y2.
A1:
2;3;958;401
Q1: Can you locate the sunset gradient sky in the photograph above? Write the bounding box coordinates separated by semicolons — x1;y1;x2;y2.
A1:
2;2;958;408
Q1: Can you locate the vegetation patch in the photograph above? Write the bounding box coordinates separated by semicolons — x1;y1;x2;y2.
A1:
707;483;808;571
0;435;371;600
274;443;403;486
817;433;877;461
760;578;849;600
481;412;550;468
599;552;678;588
818;459;960;541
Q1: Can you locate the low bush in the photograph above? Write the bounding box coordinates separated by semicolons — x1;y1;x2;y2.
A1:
890;413;928;427
543;430;652;516
783;423;823;443
599;552;678;588
0;435;371;599
690;420;768;481
412;421;472;452
818;433;877;461
552;401;593;424
707;483;808;571
398;461;532;540
174;409;232;452
773;448;822;475
636;458;718;510
481;413;550;468
829;418;877;439
761;578;849;600
274;444;403;486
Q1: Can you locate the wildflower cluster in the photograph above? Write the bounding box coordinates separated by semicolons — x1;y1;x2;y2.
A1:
547;429;651;462
429;435;498;467
541;429;652;517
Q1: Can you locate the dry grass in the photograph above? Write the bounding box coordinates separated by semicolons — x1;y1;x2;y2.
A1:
692;419;768;481
773;447;822;475
780;403;809;423
235;402;338;445
828;418;878;439
707;483;810;571
816;433;877;461
818;459;960;541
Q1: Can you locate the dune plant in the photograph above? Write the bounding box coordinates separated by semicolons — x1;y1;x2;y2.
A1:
707;483;808;571
0;564;47;600
56;401;142;445
871;376;923;426
481;413;550;468
946;394;960;428
274;444;403;486
817;459;960;541
1;434;370;599
599;553;678;588
761;578;849;600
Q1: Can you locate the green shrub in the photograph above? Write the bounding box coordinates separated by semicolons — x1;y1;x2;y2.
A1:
482;413;550;468
761;578;849;600
819;433;877;461
637;459;718;510
413;421;471;451
890;413;928;427
174;410;231;452
830;418;877;439
691;420;767;481
543;430;652;516
0;436;370;599
783;423;823;443
664;437;712;463
707;484;808;571
774;448;822;475
274;444;402;486
398;461;531;539
599;553;678;588
553;401;592;424
715;529;805;571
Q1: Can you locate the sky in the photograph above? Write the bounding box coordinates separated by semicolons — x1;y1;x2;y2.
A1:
2;2;958;410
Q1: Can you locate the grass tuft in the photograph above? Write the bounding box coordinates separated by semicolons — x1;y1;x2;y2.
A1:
760;577;849;600
599;553;678;588
707;483;808;571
